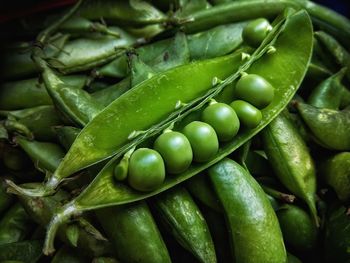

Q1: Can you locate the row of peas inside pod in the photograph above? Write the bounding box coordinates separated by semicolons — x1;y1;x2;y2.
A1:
0;0;350;262
117;71;275;192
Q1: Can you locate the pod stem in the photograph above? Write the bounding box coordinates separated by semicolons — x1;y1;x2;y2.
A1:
44;201;79;255
5;176;59;197
306;196;320;228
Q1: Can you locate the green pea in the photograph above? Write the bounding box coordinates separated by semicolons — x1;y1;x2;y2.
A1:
128;148;165;192
201;102;240;142
153;131;193;174
242;18;272;47
230;100;262;128
183;121;219;162
235;74;274;109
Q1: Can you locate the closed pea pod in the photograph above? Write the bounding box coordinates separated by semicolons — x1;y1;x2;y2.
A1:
208;158;287;263
296;102;350;151
153;187;216;263
319;152;350;202
276;204;318;251
51;246;90;263
0;75;87;110
96;201;171;263
262;111;318;225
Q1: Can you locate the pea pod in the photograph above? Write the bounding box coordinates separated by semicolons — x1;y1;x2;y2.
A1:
315;31;350;81
0;34;69;80
320;152;350;202
276;204;318;251
91;79;130;107
1;106;63;141
40;64;103;127
0;75;87;110
262;112;318;225
14;136;65;173
296;102;350;150
186;174;222;212
52;31;136;74
153;187;216;263
79;0;166;27
95;201;171;263
0;203;34;245
307;68;349;110
42;10;313;254
53;126;81;151
208;158;287;263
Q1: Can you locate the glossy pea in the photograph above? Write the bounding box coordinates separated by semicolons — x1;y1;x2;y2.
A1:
235;74;274;109
183;121;219;162
201;102;240;142
154;131;193;174
230;100;262;128
242;18;272;47
128;148;165;192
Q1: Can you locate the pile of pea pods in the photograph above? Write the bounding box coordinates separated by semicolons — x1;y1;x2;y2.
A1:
0;0;350;262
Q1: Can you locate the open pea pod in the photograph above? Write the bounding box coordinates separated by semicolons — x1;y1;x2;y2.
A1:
42;10;313;255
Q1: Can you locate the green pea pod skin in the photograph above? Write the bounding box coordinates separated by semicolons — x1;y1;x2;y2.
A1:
96;201;171;263
0;179;14;216
199;206;234;262
41;66;103;127
153;187;216;263
307;68;347;110
53;126;81;151
1;106;63;141
129;53;156;87
296;102;350;150
276;204;318;251
320;152;350;202
79;0;166;26
0;240;42;263
0;75;87;110
0;34;69;80
43;10;313;254
188;22;246;60
186;174;222;212
262;112;318;225
51;246;89;263
0;203;34;245
91;79;130;107
52;31;136;74
315;31;350;81
15;136;65;173
324;205;350;262
17;186;112;257
208;159;287;263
